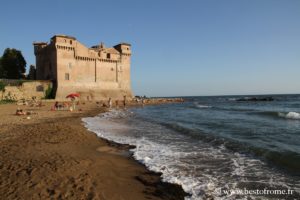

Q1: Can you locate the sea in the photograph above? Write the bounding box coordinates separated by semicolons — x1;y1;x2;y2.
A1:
82;94;300;200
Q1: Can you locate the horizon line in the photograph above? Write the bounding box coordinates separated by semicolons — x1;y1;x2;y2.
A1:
147;93;300;98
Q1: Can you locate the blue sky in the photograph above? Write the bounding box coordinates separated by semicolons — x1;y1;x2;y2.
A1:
1;0;299;96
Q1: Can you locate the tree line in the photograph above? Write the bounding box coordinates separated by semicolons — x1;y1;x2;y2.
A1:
0;48;36;80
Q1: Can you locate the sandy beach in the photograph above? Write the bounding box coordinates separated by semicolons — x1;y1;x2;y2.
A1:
0;101;186;200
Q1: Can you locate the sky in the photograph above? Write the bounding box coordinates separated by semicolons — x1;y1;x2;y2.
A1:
0;0;299;97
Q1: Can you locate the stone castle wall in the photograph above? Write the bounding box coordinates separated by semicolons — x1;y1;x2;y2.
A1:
0;80;52;101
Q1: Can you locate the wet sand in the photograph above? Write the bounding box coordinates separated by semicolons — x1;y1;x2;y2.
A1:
0;102;187;200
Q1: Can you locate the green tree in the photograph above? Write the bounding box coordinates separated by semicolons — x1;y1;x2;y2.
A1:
27;65;36;80
0;48;26;79
0;56;3;77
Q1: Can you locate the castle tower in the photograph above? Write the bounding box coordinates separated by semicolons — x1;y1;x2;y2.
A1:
114;43;132;91
33;42;47;55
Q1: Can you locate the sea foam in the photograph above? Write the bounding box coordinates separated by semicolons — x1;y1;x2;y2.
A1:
278;112;300;120
194;102;212;109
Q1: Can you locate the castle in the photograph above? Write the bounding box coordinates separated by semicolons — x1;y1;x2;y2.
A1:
33;35;133;100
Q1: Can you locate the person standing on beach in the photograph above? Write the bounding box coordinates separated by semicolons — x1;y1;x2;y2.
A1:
71;97;76;111
108;98;112;108
123;95;127;108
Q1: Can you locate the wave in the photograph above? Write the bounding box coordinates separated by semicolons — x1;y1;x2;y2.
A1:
278;112;300;120
193;102;212;109
190;103;260;112
82;109;300;199
155;121;300;174
83;111;248;199
252;111;300;120
191;102;300;117
196;104;212;108
82;112;203;199
228;98;237;101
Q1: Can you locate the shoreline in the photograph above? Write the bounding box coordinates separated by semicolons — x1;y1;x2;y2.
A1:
0;101;187;199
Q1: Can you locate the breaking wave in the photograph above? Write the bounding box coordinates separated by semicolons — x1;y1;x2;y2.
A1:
278;112;300;120
249;111;300;120
196;104;212;108
193;102;212;109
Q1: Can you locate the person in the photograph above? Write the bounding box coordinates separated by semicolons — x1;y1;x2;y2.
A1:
16;108;26;115
54;101;59;110
108;98;112;108
123;95;127;108
63;102;69;110
70;97;76;110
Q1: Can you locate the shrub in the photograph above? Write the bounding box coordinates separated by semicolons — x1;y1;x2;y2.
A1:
44;85;54;99
0;81;5;91
0;99;16;104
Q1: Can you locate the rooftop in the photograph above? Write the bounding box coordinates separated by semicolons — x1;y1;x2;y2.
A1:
51;34;76;40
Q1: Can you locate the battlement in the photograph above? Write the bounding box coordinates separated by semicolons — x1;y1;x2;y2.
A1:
51;34;76;40
33;42;48;55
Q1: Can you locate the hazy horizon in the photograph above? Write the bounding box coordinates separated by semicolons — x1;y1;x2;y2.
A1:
149;93;300;98
1;0;299;97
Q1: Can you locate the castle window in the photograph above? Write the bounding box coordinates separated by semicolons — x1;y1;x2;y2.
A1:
65;73;70;80
70;40;72;45
107;53;111;59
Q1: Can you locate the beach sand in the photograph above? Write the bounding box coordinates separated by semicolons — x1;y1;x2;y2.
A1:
0;102;186;200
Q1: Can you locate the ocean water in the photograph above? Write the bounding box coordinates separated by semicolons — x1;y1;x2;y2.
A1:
82;95;300;199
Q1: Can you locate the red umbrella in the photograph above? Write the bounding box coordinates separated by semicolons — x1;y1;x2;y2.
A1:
66;93;80;98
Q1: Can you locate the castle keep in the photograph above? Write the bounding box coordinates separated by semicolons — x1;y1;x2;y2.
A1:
33;35;133;100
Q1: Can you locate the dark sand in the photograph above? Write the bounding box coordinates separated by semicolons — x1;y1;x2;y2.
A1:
0;102;187;200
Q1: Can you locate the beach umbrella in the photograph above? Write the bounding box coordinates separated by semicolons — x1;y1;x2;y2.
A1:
66;93;80;99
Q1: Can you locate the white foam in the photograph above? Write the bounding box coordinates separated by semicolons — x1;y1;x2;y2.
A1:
278;111;300;120
197;105;212;108
82;111;209;199
194;102;212;108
